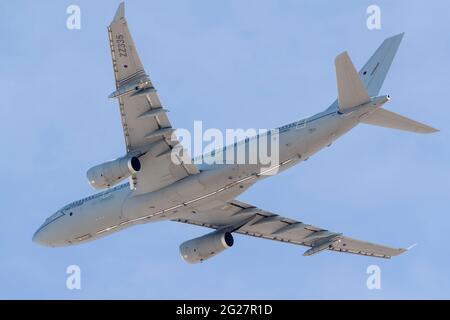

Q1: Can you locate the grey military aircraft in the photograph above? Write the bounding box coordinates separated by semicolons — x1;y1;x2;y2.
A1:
33;3;437;263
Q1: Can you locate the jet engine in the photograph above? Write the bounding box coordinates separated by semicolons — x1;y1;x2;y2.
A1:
86;155;141;189
179;231;234;264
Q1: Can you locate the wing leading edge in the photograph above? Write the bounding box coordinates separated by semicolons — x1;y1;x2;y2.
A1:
173;199;407;259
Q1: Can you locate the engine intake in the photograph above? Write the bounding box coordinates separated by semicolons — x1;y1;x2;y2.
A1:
86;155;141;189
180;231;234;264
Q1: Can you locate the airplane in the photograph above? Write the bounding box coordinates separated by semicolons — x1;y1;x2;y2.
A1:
33;3;438;263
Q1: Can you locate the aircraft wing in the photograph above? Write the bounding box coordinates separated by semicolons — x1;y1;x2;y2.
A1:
173;199;406;259
108;3;198;193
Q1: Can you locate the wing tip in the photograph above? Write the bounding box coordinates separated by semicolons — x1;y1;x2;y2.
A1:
334;51;349;64
422;127;439;134
113;2;125;22
413;124;439;134
386;32;405;44
390;246;410;258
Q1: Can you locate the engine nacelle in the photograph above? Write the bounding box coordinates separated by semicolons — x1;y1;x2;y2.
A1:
86;155;141;190
180;231;234;264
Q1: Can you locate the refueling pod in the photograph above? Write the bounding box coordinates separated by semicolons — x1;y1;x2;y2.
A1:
86;155;141;189
180;230;234;264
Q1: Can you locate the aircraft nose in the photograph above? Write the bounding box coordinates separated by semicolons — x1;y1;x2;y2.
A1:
32;228;51;247
32;215;73;247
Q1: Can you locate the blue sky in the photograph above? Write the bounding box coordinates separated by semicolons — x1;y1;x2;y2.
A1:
1;0;449;299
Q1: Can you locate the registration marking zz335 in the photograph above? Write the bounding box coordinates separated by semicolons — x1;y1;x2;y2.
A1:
115;34;127;57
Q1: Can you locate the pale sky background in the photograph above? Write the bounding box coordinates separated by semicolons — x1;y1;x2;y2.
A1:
1;0;449;299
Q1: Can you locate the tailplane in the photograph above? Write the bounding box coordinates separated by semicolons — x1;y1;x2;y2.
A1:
361;108;438;134
359;33;404;97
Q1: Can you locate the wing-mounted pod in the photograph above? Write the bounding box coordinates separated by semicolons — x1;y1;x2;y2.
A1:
179;230;234;264
86;155;141;190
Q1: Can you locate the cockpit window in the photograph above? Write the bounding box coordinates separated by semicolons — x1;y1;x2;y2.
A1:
45;210;65;223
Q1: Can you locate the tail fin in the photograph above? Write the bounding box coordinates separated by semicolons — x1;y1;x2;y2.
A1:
335;52;370;111
361;108;438;134
333;33;438;134
359;33;404;97
326;33;404;112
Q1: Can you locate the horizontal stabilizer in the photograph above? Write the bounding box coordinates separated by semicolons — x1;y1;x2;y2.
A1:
335;52;370;111
360;33;404;97
361;108;438;134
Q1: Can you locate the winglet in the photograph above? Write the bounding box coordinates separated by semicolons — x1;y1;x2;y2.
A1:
113;2;125;22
